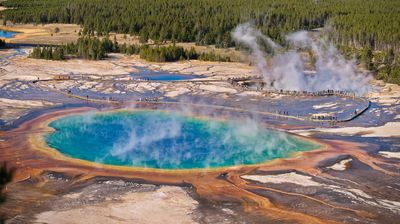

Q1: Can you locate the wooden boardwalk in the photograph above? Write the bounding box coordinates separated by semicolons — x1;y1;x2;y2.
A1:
34;80;370;124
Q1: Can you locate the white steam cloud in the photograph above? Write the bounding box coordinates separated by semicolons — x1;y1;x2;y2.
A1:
232;23;372;95
110;115;182;162
103;111;302;169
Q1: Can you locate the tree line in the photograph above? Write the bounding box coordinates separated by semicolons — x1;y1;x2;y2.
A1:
2;0;399;84
360;48;400;84
139;45;230;62
339;45;400;84
29;36;231;62
1;0;399;52
30;46;65;60
0;39;6;48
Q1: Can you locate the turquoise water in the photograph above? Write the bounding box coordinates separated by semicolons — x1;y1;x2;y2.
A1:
0;29;17;38
45;111;318;169
130;66;204;81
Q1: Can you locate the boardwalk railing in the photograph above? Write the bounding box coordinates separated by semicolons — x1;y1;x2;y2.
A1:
31;76;370;124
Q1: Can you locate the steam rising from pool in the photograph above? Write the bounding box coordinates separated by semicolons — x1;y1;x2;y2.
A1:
45;110;318;169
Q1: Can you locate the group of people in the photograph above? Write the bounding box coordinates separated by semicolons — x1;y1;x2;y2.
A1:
138;97;159;102
227;78;358;98
264;89;356;97
277;111;290;116
227;76;254;83
131;77;151;81
312;115;338;121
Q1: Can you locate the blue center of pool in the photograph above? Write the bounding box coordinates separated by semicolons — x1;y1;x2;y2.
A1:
130;66;203;81
0;29;17;38
45;111;318;169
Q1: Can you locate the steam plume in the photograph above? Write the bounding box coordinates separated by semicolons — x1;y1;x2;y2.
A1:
232;23;372;95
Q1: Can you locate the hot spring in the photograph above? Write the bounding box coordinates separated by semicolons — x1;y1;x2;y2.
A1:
45;110;318;169
0;29;18;38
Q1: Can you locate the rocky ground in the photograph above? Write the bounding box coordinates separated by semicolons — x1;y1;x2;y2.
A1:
4;171;261;224
0;46;399;224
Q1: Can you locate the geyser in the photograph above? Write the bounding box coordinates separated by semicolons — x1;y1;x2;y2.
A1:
45;110;318;169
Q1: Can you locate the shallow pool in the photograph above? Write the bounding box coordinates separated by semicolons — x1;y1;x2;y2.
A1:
0;29;17;38
45;110;318;169
130;66;204;81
